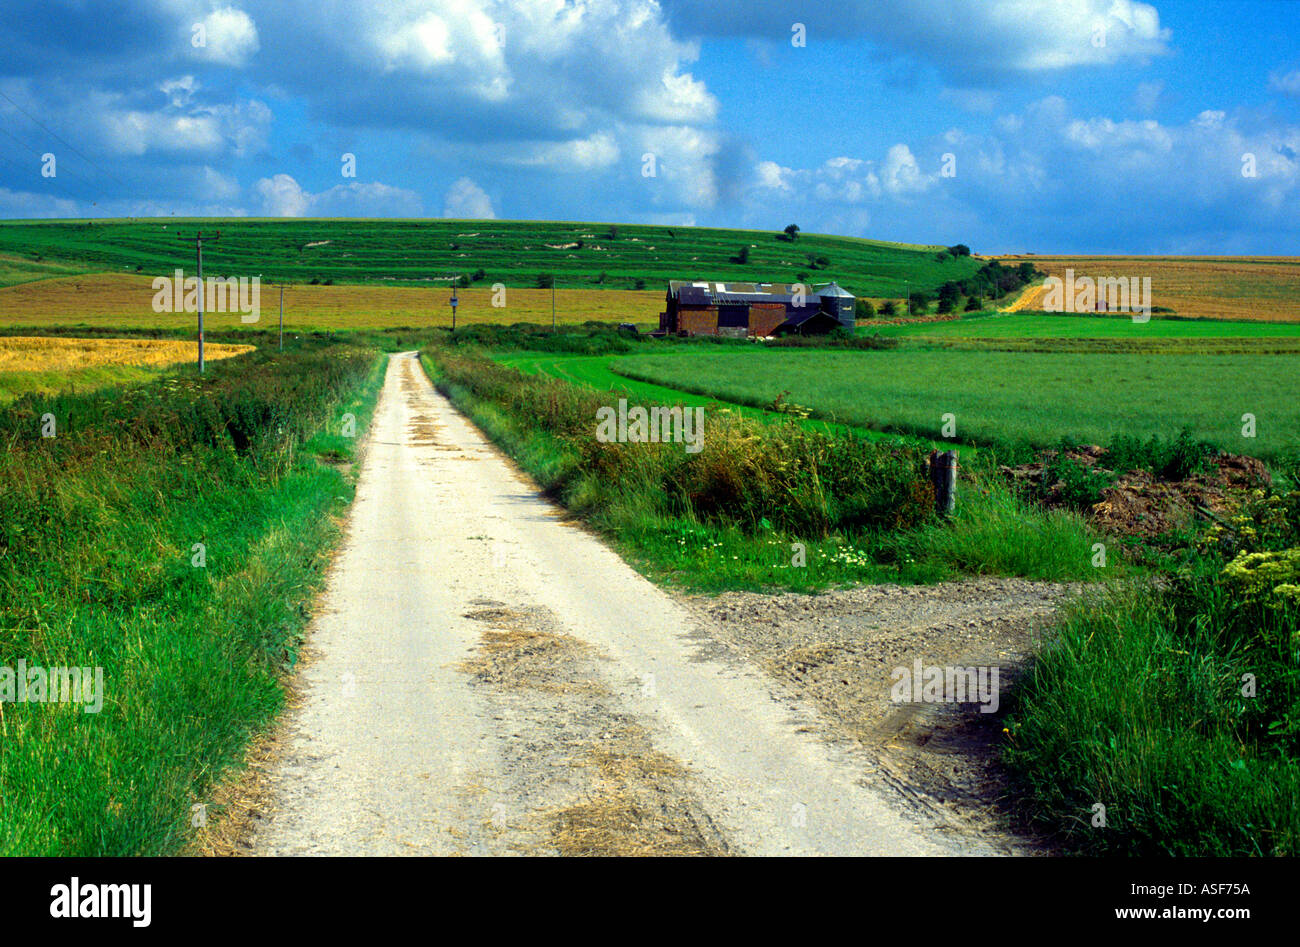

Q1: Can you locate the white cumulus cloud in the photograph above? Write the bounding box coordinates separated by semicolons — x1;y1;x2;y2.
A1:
192;7;260;67
442;177;495;218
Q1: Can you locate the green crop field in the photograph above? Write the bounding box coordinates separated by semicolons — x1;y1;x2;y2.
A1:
496;350;954;452
604;347;1300;460
871;312;1300;340
0;218;980;298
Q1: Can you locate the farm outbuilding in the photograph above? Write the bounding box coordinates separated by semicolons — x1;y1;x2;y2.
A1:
659;281;856;338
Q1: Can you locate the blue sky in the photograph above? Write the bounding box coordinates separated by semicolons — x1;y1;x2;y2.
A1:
0;0;1297;253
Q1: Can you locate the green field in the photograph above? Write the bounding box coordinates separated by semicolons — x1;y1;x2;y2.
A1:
872;311;1300;340
499;351;941;446
0;362;171;403
0;218;980;298
603;347;1299;460
0;253;92;288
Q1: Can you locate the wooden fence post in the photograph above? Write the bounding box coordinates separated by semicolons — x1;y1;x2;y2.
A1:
929;449;958;515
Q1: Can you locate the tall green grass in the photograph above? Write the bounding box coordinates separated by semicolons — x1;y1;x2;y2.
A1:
0;338;385;854
1005;492;1300;855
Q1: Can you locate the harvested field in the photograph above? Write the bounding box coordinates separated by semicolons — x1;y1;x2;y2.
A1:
0;335;252;372
999;255;1300;321
0;273;662;329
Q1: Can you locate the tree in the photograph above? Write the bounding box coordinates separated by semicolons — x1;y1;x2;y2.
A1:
536;273;555;288
964;295;982;312
880;300;898;316
937;281;961;314
783;223;800;241
735;245;750;264
609;225;619;240
855;298;876;320
471;267;487;282
457;274;471;288
948;244;971;257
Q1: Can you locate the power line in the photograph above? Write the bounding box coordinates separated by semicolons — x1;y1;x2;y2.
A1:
0;89;127;187
0;122;95;188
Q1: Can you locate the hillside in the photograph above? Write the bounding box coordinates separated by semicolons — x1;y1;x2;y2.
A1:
0;218;981;298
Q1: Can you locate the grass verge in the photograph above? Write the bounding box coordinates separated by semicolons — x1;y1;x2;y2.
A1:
0;336;385;854
1004;491;1300;855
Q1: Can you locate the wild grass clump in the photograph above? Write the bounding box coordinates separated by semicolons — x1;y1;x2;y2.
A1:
889;481;1097;581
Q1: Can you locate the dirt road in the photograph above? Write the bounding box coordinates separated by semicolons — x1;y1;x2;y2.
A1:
249;353;1001;856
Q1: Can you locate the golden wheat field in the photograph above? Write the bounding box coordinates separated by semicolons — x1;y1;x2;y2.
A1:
0;336;252;373
0;273;664;329
998;255;1300;321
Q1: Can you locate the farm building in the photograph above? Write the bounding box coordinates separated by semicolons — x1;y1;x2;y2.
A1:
659;281;855;337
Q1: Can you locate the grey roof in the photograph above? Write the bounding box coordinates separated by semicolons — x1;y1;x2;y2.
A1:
816;281;854;298
775;310;843;331
675;286;712;305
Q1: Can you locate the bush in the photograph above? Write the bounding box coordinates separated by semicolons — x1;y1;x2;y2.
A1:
536;273;555;289
855;298;876;320
1039;449;1115;511
1106;428;1218;480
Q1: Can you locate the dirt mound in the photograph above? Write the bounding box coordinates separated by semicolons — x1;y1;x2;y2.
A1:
1001;448;1271;539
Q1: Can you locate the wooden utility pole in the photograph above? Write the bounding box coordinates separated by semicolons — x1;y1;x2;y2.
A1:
449;288;458;332
179;230;219;373
279;282;285;351
551;283;556;331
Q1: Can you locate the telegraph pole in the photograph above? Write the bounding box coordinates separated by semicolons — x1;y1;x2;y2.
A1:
551;283;556;331
449;288;458;332
180;230;219;373
279;282;285;352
